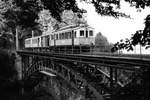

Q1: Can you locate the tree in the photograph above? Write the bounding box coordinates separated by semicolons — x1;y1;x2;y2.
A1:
37;9;60;33
0;33;14;49
37;9;88;36
3;0;148;30
112;21;150;52
61;10;87;26
1;0;150;50
95;32;113;52
13;0;150;50
0;49;21;100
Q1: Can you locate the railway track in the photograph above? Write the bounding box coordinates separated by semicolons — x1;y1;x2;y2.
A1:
17;50;150;69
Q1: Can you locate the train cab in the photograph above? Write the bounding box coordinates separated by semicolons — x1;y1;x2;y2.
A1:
52;25;95;47
74;25;95;46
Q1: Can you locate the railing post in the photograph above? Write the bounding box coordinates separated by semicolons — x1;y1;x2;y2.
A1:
110;67;114;100
90;43;94;55
80;44;82;54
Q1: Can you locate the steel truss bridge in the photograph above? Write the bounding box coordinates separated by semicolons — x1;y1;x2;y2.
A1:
17;50;150;100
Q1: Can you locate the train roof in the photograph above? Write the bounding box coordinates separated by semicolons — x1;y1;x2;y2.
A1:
54;24;94;33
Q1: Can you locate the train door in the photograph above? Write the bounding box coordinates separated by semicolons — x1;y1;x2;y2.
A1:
45;35;49;47
38;38;40;47
47;36;50;46
41;37;43;47
86;30;88;38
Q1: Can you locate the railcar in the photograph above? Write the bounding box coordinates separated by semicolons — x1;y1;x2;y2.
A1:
25;24;95;53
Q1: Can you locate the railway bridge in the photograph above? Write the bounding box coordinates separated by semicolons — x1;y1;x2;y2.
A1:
17;50;150;100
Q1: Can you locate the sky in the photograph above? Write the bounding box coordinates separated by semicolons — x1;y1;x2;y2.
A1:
77;0;150;44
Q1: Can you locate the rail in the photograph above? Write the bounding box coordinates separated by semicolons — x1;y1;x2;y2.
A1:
24;46;150;59
17;50;150;69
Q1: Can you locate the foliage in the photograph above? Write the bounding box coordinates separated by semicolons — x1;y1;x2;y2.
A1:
37;9;88;35
30;87;55;100
3;0;150;31
95;32;113;52
40;0;85;21
14;0;150;50
82;0;150;15
111;38;133;52
0;0;41;38
9;0;41;28
95;32;109;46
0;0;150;50
12;0;150;26
0;49;20;100
112;15;150;52
0;33;14;49
0;49;17;79
37;9;59;32
61;10;87;26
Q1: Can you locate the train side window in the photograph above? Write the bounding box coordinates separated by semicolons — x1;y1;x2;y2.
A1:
41;37;43;47
65;32;68;39
89;30;93;36
62;33;64;39
74;31;76;38
64;32;66;39
66;32;69;39
51;35;54;40
80;30;84;36
47;37;49;46
38;38;40;46
56;34;58;40
45;36;49;46
32;38;38;44
70;32;72;38
61;33;63;39
59;33;61;39
68;32;71;39
25;39;31;44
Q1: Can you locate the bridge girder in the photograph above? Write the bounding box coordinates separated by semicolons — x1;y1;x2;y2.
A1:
18;51;147;100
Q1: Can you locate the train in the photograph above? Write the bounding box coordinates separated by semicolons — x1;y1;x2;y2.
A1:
25;24;95;53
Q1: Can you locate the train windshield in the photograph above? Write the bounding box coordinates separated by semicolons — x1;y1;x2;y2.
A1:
89;30;93;36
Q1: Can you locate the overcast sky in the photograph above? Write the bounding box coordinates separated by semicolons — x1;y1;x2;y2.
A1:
77;0;150;43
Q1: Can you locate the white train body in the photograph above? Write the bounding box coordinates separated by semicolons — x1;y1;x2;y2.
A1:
25;25;95;48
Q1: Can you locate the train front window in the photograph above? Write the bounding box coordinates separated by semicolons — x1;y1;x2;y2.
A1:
86;30;88;37
89;30;93;36
80;30;84;36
